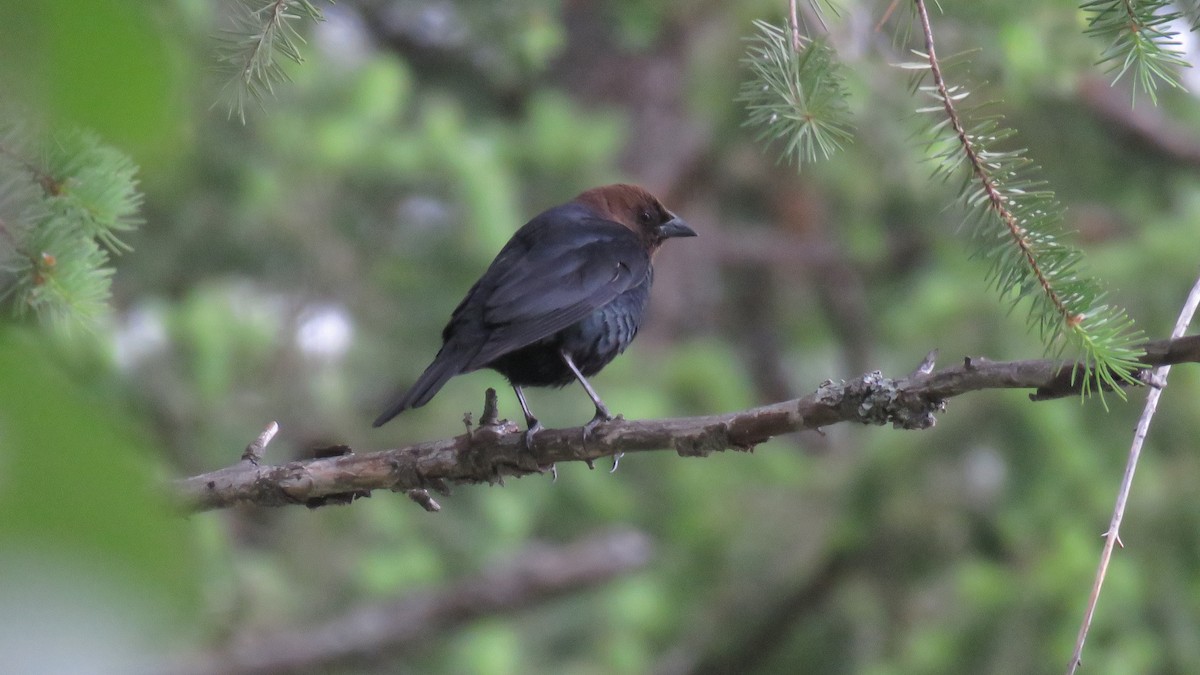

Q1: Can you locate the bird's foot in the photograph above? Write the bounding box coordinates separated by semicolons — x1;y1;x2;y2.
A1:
582;408;614;439
581;408;621;472
521;419;544;451
520;421;556;481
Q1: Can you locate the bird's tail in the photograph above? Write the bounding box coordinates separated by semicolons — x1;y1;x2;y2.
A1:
372;353;463;428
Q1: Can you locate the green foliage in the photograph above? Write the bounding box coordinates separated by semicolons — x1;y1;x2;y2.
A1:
903;46;1145;401
738;5;1147;400
1082;0;1191;105
738;20;854;169
215;0;328;123
0;329;200;667
0;0;181;166
44;129;143;253
11;2;1200;673
0;125;142;328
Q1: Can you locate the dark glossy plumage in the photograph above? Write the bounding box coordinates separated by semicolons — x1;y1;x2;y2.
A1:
373;184;695;435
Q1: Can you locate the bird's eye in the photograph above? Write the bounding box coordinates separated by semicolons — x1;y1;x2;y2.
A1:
638;209;653;225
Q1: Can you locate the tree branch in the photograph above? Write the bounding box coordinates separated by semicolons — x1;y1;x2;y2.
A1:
1067;276;1200;674
161;529;653;675
173;335;1200;514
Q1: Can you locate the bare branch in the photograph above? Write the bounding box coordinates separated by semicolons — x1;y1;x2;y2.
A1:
161;529;652;675
172;336;1200;514
1067;280;1200;674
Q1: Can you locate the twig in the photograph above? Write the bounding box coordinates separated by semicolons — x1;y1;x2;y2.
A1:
240;421;278;465
172;336;1200;514
913;0;1072;324
876;0;902;32
405;488;440;512
160;529;653;675
789;0;803;51
1066;277;1200;674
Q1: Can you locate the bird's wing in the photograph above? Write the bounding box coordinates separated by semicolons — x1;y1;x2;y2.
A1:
459;215;649;370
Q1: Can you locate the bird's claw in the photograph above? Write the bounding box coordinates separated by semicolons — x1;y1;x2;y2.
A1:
582;409;614;440
610;452;624;473
521;420;544;451
581;409;622;472
520;422;556;480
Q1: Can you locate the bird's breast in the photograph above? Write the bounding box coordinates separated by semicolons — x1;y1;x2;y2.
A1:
558;281;650;373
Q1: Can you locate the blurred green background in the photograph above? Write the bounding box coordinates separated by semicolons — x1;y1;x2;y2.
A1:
2;0;1200;673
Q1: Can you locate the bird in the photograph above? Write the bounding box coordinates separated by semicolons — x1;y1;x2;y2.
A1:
373;183;696;447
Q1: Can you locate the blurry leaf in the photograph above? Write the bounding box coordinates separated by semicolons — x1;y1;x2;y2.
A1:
514;10;566;69
0;328;198;668
662;339;756;413
357;544;443;597
0;328;197;597
352;58;412;125
421;100;520;257
0;0;184;167
520;92;624;178
450;619;520;675
171;283;281;405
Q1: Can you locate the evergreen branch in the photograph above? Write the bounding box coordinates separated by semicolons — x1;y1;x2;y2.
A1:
173;336;1200;513
0;135;56;194
1080;0;1190;104
214;0;327;123
911;0;1144;402
738;19;854;169
17;214;113;325
794;0;843;34
43;130;143;253
0;146;54;310
0;123;143;327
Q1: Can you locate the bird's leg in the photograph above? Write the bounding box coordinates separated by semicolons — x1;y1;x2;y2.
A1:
559;352;623;472
559;351;614;436
511;384;542;442
512;385;554;480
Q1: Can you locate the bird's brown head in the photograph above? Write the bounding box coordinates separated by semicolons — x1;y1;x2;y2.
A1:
575;183;696;254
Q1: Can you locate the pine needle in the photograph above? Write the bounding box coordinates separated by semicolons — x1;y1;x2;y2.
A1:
737;20;854;169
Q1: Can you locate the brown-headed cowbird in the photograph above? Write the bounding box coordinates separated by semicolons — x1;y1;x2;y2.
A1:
373;184;696;444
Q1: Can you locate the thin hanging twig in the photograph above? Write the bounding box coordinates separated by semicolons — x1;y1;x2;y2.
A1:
1067;272;1200;674
788;0;803;50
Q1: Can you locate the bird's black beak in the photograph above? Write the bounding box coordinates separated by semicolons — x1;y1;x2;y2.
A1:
657;215;697;239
